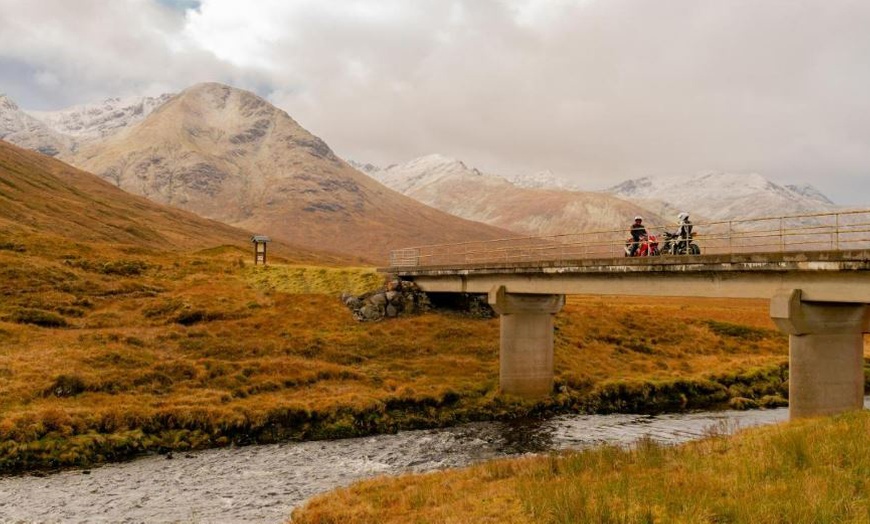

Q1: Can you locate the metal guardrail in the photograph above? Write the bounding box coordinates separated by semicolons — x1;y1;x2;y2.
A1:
389;209;870;267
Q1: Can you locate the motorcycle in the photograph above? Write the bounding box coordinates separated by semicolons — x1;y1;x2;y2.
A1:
624;233;660;257
660;231;701;255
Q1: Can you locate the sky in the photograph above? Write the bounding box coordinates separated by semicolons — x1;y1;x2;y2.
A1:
1;0;869;205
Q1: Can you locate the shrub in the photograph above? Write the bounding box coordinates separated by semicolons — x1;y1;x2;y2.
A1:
0;242;25;252
703;320;774;341
9;308;68;328
46;375;87;397
142;299;184;319
100;260;149;276
174;310;207;326
63;258;149;276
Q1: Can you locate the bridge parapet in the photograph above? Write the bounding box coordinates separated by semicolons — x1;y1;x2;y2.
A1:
389;209;870;268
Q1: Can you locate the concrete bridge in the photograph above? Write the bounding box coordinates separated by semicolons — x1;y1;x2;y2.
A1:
384;210;870;420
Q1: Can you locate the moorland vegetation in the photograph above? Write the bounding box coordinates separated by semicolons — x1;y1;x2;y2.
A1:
1;139;856;476
292;410;870;523
0;225;799;472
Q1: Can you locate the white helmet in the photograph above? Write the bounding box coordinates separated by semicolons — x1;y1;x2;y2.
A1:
677;212;689;222
634;216;643;221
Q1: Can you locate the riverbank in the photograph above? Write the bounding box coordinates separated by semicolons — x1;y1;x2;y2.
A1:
292;409;870;523
0;244;803;473
0;401;802;523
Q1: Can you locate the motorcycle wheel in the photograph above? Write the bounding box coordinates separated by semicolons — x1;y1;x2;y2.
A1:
689;244;701;255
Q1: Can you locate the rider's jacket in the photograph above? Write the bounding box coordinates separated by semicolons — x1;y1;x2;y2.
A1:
630;223;647;241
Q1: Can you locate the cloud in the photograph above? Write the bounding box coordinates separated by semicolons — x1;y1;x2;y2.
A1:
0;0;869;204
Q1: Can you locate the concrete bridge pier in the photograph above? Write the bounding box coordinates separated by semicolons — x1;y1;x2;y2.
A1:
488;286;565;398
771;289;870;420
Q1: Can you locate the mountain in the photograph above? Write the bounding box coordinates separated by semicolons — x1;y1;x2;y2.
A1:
785;184;835;205
65;83;509;262
606;172;838;221
505;169;584;192
0;95;71;157
29;94;173;143
359;154;664;236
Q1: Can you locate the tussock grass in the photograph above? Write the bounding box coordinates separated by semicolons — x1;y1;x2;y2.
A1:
0;224;818;473
243;265;384;295
292;411;870;524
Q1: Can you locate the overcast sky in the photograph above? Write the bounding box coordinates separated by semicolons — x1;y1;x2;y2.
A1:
1;0;869;204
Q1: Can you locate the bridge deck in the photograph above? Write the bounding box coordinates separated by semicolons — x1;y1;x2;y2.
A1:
384;250;870;303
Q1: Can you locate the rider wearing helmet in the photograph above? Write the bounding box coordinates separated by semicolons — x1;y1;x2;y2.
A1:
676;212;693;253
628;216;647;256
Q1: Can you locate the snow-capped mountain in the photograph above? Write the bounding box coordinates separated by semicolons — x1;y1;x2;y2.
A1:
0;94;71;156
784;184;835;205
606;172;838;221
29;94;173;142
64;84;508;262
364;154;500;195
346;159;382;176
506;169;584;191
355;154;664;236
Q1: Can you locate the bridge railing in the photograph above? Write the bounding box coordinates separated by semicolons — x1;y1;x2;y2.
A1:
388;209;870;267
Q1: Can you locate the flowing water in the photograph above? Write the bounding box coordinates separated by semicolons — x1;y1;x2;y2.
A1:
2;399;868;523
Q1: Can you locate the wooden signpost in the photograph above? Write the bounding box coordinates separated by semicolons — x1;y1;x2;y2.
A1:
251;235;271;265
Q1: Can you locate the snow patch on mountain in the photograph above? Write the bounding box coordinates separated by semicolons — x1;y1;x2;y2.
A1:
606;172;837;220
358;154;506;195
349;153;666;237
0;94;71;156
785;184;835;205
506;169;584;191
29;94;174;142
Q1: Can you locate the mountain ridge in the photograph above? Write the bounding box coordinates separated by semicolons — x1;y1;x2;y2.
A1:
0;94;72;157
29;94;174;143
357;155;667;236
606;172;838;221
63;83;511;262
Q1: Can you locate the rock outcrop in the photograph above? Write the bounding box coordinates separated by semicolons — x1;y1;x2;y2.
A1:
342;280;431;322
342;280;496;322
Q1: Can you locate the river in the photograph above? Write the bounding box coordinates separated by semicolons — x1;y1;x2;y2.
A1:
1;399;867;523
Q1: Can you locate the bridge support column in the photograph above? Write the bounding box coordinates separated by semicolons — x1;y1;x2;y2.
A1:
771;289;869;420
488;286;565;399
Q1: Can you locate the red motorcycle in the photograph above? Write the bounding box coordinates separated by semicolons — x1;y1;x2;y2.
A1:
624;233;660;257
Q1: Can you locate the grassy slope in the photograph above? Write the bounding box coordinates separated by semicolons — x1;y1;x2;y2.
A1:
0;139;359;265
0;230;796;471
0;139;821;474
292;411;870;524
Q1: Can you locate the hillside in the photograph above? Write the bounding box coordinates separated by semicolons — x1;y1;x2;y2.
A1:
359;154;666;236
0;139;346;264
607;172;839;221
0;138;795;477
65;83;510;262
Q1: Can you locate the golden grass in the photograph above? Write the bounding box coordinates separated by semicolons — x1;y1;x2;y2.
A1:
294;410;870;524
243;264;384;295
0;228;796;472
0;145;805;471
